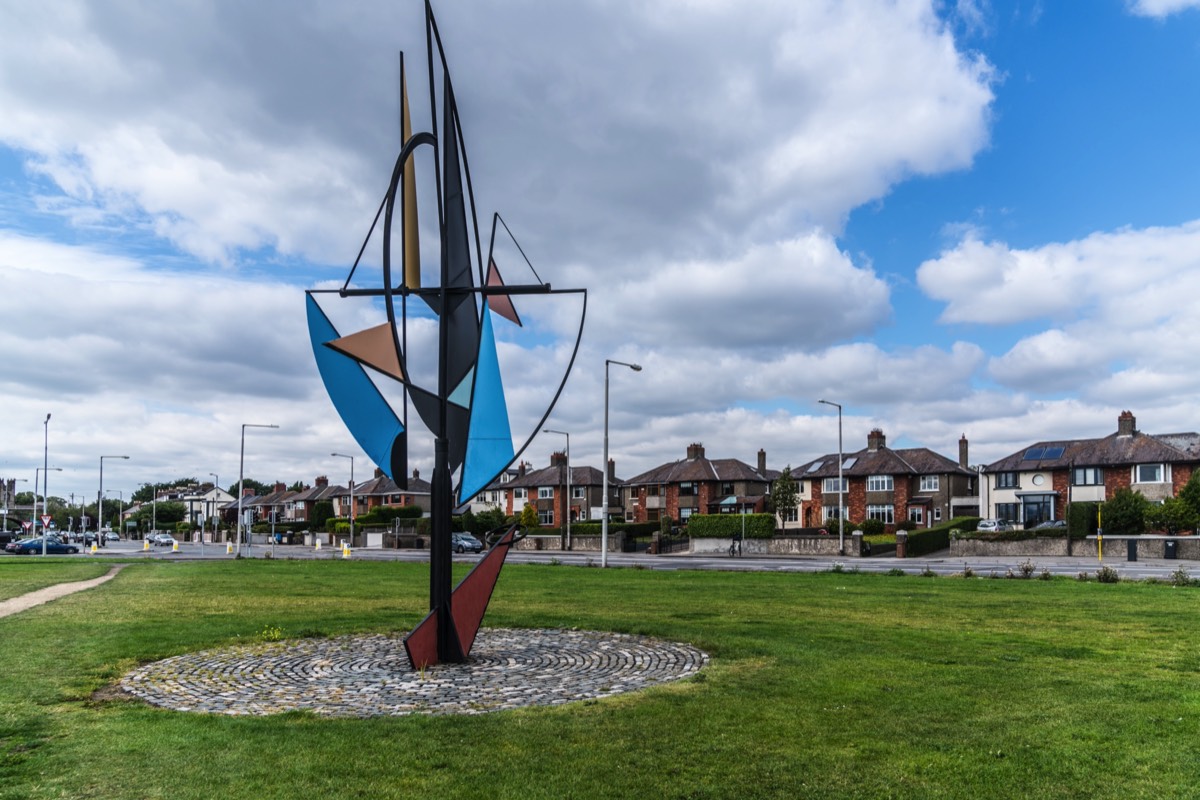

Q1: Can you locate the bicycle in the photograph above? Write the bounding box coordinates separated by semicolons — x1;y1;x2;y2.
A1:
727;536;742;557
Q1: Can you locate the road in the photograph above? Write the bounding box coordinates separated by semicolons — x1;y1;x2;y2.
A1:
55;539;1197;582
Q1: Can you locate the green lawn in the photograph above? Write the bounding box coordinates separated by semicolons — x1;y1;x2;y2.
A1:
2;559;1199;799
0;559;114;601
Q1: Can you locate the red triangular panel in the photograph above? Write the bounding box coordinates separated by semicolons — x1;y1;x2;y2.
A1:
486;259;522;327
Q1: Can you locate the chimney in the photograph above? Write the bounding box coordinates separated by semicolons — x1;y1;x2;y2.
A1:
274;482;286;493
608;458;616;482
686;443;705;460
518;462;527;477
758;449;767;475
374;467;384;479
1118;410;1136;437
412;468;420;480
959;435;969;469
242;487;255;498
551;451;568;467
867;428;886;452
315;475;329;488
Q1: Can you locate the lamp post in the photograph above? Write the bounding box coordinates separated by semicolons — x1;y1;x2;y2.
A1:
41;414;50;555
34;466;62;554
237;424;278;555
602;359;642;568
331;453;355;547
208;473;219;542
818;399;844;555
98;456;129;549
543;429;571;550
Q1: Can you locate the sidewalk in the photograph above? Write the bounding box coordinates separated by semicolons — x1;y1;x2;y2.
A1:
0;564;128;619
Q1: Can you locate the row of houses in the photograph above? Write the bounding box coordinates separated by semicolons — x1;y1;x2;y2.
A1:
477;410;1200;533
127;410;1200;534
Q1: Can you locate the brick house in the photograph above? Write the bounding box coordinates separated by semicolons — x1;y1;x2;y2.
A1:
333;468;433;518
501;452;609;527
624;444;774;525
793;429;978;530
981;411;1200;527
287;476;342;522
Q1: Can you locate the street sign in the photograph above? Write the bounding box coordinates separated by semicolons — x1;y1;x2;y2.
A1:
41;515;52;529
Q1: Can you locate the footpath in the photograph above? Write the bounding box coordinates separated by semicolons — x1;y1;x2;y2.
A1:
0;564;128;619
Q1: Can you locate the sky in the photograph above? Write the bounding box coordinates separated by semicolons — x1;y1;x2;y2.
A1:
3;0;1200;506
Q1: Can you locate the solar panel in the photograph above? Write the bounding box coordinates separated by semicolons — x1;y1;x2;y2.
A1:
1024;447;1045;460
1042;446;1064;460
806;461;823;473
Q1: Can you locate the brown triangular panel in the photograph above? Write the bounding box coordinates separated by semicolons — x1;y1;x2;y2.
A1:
486;258;522;327
325;323;406;382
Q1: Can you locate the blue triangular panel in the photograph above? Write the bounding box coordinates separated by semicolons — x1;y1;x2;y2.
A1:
306;294;405;478
460;305;514;501
449;367;474;409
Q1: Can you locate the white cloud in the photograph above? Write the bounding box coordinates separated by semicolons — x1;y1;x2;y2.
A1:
1128;0;1200;18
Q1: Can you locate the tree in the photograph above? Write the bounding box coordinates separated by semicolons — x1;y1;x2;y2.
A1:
1179;470;1200;518
311;500;334;531
772;466;798;531
1101;488;1148;536
288;480;306;492
519;503;539;530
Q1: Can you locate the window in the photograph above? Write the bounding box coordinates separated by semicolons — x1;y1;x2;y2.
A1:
1136;464;1164;483
781;507;798;523
822;505;845;522
538;509;554;525
866;504;895;523
920;475;939;492
513;488;527;499
679;482;699;497
934;508;942;521
1072;467;1103;486
823;477;847;493
996;502;1019;524
572;486;585;499
679;508;694;522
908;507;924;524
647;485;660;496
538;487;554;499
842;457;858;469
867;475;893;492
996;472;1018;489
720;482;735;496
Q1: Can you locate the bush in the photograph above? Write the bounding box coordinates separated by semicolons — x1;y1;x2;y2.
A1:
1097;565;1120;583
686;513;775;539
858;519;885;537
1102;489;1148;537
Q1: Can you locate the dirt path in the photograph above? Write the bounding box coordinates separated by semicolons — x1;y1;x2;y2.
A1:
0;564;129;619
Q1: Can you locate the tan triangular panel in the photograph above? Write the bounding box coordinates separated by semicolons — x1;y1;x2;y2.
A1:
325;323;406;382
486;258;522;327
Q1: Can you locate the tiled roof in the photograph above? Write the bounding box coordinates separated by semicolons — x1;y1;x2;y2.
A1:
986;431;1200;471
506;464;608;489
796;447;971;479
625;457;766;486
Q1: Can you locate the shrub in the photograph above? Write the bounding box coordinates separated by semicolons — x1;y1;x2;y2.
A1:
1018;559;1036;579
1101;489;1148;537
886;568;905;577
858;519;885;537
960;564;975;578
1170;566;1193;587
921;566;937;578
1097;565;1120;583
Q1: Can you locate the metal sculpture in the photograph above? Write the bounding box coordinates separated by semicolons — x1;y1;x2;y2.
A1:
306;1;586;668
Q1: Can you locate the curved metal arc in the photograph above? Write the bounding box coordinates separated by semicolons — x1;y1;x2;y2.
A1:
457;287;588;502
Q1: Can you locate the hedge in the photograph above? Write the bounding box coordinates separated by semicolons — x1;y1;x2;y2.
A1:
902;516;974;557
686;513;775;540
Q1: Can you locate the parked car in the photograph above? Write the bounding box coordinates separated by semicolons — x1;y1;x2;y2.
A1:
451;532;484;554
976;519;1014;532
152;533;177;547
1034;520;1067;530
105;532;120;542
5;536;80;555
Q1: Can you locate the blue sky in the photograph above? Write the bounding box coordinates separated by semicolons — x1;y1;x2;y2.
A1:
2;0;1200;503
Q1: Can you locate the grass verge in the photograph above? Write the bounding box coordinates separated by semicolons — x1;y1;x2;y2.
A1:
1;559;1199;799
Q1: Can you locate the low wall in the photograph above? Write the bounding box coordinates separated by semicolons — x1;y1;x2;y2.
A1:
691;536;849;557
950;536;1200;560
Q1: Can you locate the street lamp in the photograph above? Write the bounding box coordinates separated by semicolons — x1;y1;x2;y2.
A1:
99;455;129;549
331;453;355;547
237;424;279;555
208;472;219;540
34;466;62;554
543;429;571;550
818;399;845;555
41;413;50;555
603;359;642;568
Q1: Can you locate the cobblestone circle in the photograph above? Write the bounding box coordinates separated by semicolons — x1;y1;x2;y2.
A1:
119;628;708;717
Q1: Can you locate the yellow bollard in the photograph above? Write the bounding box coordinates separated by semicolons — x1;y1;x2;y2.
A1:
172;541;179;553
90;543;98;554
315;540;322;551
143;539;150;551
342;543;351;559
226;541;233;555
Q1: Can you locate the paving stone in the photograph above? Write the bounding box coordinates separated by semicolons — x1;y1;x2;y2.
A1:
119;628;707;718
